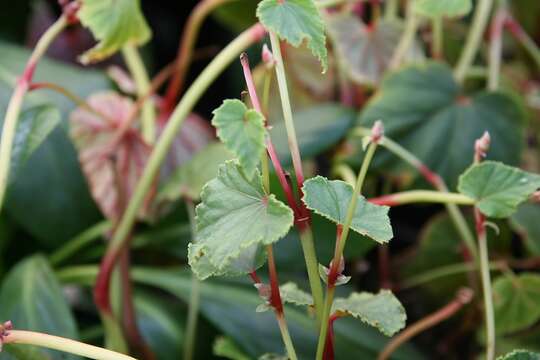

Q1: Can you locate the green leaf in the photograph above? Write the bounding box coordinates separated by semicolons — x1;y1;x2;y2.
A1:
0;255;78;359
458;161;540;218
497;350;540;360
358;62;525;189
302;176;393;244
325;16;424;85
188;160;294;279
257;0;328;72
413;0;472;18
493;273;540;336
213;337;251;360
271;103;355;165
212;99;266;178
510;203;540;255
279;282;314;307
9;104;60;184
135;292;185;360
333;290;406;337
131;268;423;359
79;0;152;64
158;142;234;202
1;40;107;247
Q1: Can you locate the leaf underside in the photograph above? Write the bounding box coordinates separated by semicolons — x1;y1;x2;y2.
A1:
302;176;393;243
497;350;540;360
188;160;294;280
257;0;328;72
458;161;540;218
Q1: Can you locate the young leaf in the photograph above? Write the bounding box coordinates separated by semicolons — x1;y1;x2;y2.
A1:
458;161;540;218
492;273;540;336
332;290;406;337
211;100;266;178
302;176;393;244
279;282;314;307
158;143;234;202
413;0;472;18
78;0;152;64
358;62;525;189
213;337;251;360
0;255;78;359
325;16;424;85
497;350;540;360
257;0;328;72
9;104;61;184
188;160;294;279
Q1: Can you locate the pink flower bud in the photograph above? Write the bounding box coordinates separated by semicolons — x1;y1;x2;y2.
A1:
371;120;384;143
474;131;491;162
262;44;275;69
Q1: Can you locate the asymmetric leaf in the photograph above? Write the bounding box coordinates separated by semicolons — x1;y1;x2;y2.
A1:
414;0;472;18
79;0;152;63
158;143;234;202
325;16;424;85
188;161;294;279
257;0;328;72
358;62;525;189
302;176;393;243
458;161;540;218
333;291;406;337
493;273;540;335
9;105;61;184
212;100;266;178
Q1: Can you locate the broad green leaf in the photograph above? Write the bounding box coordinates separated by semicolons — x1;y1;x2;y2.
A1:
257;0;328;72
213;0;258;32
212;100;266;178
130;268;423;359
1;41;107;247
302;176;393;243
510;204;540;255
213;337;251;360
271;103;355;165
333;290;406;337
358;62;525;189
497;350;540;360
158;143;234;202
135;292;184;360
79;0;152;64
458;161;540;218
188;160;294;279
9;104;60;183
325;16;424;85
493;273;540;336
414;0;472;18
0;255;78;359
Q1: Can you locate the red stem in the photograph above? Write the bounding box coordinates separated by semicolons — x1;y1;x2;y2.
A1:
249;271;261;284
368;194;400;207
323;313;340;360
327;225;343;288
266;246;284;314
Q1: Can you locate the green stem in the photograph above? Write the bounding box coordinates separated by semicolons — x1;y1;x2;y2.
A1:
316;142;378;360
432;17;444;59
184;199;200;360
276;314;298;360
505;16;540;68
331;163;356;186
390;0;419;69
370;190;475;206
299;229;324;325
475;210;495;360
384;0;399;21
3;330;135;360
402;261;503;290
454;0;494;83
488;0;506;91
352;127;478;260
49;220;112;266
268;32;305;188
122;45;156;143
0;15;67;211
